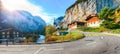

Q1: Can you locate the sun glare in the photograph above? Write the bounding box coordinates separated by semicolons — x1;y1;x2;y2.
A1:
1;0;29;11
1;0;42;15
1;0;56;24
1;0;17;11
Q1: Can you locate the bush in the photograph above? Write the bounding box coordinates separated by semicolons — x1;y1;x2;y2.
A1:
69;32;84;41
46;25;56;36
46;36;57;42
56;35;71;42
56;32;84;42
56;36;64;42
25;34;39;43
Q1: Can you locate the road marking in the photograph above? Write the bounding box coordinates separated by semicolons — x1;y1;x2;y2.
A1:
33;47;45;54
86;42;96;46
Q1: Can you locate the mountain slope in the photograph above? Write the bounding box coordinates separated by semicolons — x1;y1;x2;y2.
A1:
0;1;46;33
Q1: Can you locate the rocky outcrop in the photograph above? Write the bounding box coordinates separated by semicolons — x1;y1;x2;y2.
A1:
62;0;116;28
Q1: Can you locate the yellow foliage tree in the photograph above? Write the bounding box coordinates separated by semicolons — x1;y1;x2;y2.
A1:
110;6;120;24
46;25;56;36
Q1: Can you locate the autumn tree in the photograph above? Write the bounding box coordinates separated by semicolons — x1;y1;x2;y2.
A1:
98;6;120;29
46;25;56;36
110;6;120;24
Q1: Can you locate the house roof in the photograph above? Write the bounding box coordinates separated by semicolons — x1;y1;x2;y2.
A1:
0;28;14;32
0;28;21;32
86;17;99;23
68;21;85;25
86;14;98;21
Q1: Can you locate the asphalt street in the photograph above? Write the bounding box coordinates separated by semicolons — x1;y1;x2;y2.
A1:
0;36;120;54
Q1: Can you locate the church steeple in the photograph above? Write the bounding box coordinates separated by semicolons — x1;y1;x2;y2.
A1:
53;18;56;26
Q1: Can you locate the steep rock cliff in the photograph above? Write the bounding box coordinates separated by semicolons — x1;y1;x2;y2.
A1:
62;0;116;28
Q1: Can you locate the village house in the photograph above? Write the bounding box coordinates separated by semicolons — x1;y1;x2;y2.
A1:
86;14;101;27
68;21;85;29
0;28;24;39
67;14;101;29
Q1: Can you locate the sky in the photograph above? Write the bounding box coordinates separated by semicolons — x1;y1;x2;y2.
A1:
1;0;76;24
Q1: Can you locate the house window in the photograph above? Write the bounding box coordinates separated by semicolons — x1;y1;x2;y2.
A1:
2;32;5;34
2;35;5;38
13;32;16;34
17;35;19;37
22;35;23;37
7;32;9;34
7;35;10;38
17;32;19;34
91;22;92;25
2;32;5;39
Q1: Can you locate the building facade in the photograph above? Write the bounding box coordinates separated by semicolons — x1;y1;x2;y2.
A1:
68;21;85;29
86;14;101;27
0;28;24;39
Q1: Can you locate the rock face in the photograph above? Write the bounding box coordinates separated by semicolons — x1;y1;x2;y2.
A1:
62;0;115;28
96;0;114;13
54;16;64;27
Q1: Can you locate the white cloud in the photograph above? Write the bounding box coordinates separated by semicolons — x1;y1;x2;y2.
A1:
1;0;58;24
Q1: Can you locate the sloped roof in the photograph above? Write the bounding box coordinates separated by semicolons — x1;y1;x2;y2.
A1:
86;17;99;23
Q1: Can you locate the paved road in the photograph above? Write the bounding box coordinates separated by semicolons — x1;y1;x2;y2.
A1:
0;36;120;54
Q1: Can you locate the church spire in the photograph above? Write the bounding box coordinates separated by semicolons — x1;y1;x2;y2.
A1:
53;18;56;26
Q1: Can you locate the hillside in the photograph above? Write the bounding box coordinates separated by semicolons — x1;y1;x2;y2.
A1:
62;0;118;28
